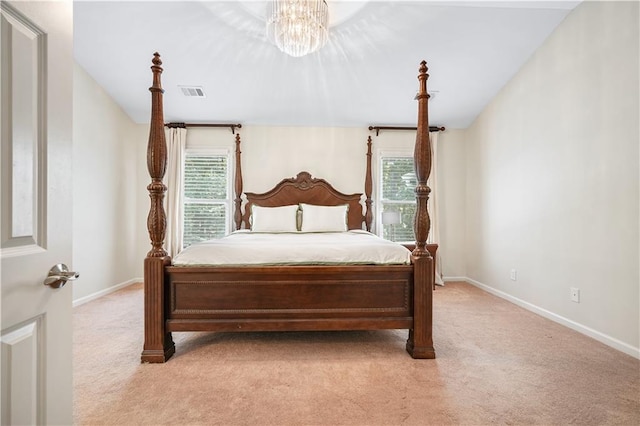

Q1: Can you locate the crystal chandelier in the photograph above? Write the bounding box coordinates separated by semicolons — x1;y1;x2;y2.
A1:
266;0;329;58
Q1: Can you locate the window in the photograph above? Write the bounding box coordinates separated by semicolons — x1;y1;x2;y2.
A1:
182;150;231;248
379;155;416;242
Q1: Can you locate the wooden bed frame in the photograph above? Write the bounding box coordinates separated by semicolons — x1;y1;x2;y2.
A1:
142;53;435;362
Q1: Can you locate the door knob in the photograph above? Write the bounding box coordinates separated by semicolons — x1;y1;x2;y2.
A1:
43;264;79;289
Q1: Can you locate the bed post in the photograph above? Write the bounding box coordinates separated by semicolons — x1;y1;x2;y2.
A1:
364;135;373;231
234;133;243;230
406;60;436;359
141;53;175;363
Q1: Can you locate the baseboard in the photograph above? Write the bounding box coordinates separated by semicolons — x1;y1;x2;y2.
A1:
464;277;640;360
443;276;467;282
72;278;142;308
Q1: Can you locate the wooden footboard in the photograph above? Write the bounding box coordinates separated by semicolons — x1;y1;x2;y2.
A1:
167;265;414;330
142;261;434;363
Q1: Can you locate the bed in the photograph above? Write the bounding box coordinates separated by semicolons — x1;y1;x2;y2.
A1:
142;53;436;362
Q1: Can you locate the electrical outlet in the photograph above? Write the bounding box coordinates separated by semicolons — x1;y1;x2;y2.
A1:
510;269;517;281
570;287;580;303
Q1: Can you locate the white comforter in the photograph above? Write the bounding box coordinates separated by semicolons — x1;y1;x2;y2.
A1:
172;230;411;266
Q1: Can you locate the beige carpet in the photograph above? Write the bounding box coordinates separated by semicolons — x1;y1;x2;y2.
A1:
73;281;639;425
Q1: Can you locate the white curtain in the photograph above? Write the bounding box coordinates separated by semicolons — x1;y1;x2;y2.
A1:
165;127;187;257
427;131;444;286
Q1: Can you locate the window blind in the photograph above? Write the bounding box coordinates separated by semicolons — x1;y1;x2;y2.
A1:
183;154;229;247
380;156;416;242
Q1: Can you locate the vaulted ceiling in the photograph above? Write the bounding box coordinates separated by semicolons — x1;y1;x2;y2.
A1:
74;1;581;129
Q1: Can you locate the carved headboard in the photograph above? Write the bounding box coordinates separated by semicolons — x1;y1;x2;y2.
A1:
241;171;365;230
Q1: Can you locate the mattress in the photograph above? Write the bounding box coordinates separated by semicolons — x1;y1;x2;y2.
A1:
172;230;411;266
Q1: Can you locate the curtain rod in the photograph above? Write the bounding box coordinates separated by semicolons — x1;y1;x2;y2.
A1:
165;122;242;134
368;125;445;136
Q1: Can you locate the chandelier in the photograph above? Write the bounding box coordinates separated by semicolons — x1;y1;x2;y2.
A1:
266;0;329;57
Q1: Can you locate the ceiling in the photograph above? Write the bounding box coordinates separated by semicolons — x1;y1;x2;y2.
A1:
73;1;581;129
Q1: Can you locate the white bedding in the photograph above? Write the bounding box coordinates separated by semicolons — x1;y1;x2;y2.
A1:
172;230;411;266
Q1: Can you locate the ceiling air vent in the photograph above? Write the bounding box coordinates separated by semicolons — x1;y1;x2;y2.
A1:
179;86;206;98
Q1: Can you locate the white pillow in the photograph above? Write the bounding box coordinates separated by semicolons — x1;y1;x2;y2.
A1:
299;203;349;232
251;204;299;233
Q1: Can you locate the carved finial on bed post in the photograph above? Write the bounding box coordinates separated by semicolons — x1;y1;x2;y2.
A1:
413;60;432;257
364;135;373;231
146;52;168;257
234;133;243;230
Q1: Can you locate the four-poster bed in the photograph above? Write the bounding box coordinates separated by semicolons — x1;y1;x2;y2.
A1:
142;53;436;363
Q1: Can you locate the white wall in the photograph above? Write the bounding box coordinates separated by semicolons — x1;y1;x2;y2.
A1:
464;1;639;355
134;123;150;279
438;129;467;278
187;126;370;195
72;63;140;303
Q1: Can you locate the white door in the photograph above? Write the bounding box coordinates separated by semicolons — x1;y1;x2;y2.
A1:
0;1;74;424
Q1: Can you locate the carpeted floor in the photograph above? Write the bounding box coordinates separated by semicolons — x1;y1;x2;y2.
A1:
73;281;639;425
